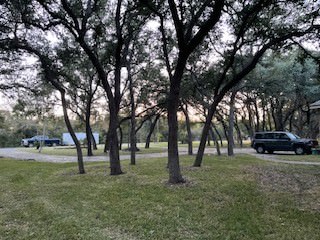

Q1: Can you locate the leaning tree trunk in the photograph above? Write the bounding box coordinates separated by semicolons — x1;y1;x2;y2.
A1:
61;91;85;174
210;125;221;156
89;127;97;150
227;90;237;156
194;104;216;167
145;114;160;149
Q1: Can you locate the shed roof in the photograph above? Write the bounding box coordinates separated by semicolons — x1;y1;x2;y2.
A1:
310;100;320;109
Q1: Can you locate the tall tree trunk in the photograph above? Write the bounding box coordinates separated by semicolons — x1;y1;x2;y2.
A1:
253;100;260;132
89;127;97;150
210;125;221;156
86;119;93;156
234;120;243;148
194;103;217;167
145;114;160;149
85;97;93;156
181;104;193;155
227;90;237;156
214;125;223;147
207;134;211;146
104;131;109;153
61;91;85;174
167;54;186;183
129;62;137;165
108;113;122;175
118;125;123;151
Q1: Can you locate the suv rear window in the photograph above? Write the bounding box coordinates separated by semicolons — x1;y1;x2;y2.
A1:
254;133;274;139
255;133;264;139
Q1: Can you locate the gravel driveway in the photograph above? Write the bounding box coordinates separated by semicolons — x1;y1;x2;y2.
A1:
0;147;319;165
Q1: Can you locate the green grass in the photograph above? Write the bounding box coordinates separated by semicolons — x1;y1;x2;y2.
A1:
21;140;252;157
275;154;320;163
21;143;166;156
1;155;319;239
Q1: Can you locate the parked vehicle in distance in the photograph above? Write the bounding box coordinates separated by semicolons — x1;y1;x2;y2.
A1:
251;131;318;155
21;135;61;147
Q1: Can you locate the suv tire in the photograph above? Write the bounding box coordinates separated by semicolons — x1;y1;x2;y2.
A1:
294;146;305;155
256;145;265;154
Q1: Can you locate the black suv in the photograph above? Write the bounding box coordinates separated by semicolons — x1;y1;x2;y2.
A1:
251;131;318;155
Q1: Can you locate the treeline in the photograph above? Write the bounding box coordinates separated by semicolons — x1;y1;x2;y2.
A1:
0;1;320;183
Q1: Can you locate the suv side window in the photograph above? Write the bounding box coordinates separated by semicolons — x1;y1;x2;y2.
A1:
264;133;274;139
279;133;290;140
255;133;264;139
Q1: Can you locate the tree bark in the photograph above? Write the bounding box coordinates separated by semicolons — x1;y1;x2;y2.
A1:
145;114;160;149
227;90;237;156
194;103;217;167
61;91;85;174
167;53;187;183
90;127;97;150
128;61;137;165
210;125;221;156
181;104;193;155
85;96;93;156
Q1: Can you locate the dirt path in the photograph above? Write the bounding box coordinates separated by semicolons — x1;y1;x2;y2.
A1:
0;147;319;166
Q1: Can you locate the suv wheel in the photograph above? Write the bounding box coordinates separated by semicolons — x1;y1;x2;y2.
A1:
294;146;305;155
256;145;265;154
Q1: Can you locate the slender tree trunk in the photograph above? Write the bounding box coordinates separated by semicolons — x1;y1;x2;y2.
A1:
234;121;243;148
181;104;193;155
227;90;237;156
210;125;221;156
86;119;93;156
61;91;85;174
129;63;137;165
104;131;109;152
145;114;160;149
253;100;260;132
85;98;93;156
214;125;223;147
207;134;211;146
118;125;123;151
194;103;217;167
89;127;97;150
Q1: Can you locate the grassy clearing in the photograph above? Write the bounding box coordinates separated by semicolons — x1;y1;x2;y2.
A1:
274;154;320;163
21;140;252;157
1;155;319;239
21;143;166;156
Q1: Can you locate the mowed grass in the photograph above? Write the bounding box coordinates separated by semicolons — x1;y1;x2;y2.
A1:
1;155;320;240
275;153;320;163
21;140;252;157
22;143;166;156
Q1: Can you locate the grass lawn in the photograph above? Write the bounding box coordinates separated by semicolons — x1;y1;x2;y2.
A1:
1;155;319;239
276;154;320;163
21;143;167;156
21;140;252;157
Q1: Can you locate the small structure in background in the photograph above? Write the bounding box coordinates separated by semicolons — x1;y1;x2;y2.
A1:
310;100;320;110
310;100;320;154
62;132;99;145
310;100;320;137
